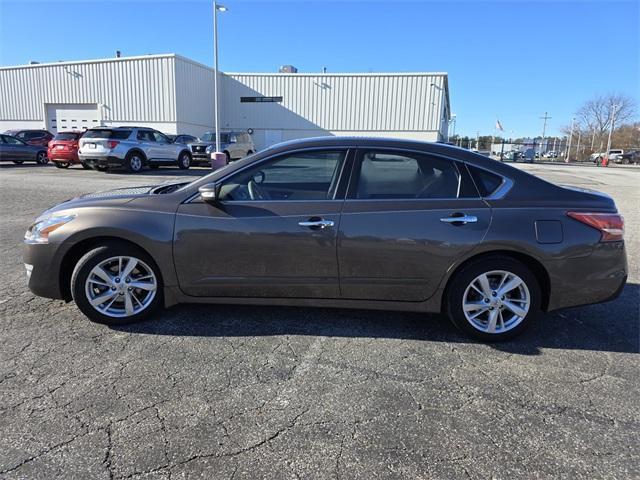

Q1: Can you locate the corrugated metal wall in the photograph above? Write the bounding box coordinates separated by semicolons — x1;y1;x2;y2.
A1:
174;57;215;134
221;73;447;133
0;55;177;123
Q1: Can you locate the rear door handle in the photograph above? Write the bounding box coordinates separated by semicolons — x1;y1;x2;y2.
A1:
298;218;335;229
440;214;478;225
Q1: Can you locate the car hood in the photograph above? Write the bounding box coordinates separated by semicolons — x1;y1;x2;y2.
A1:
42;185;164;217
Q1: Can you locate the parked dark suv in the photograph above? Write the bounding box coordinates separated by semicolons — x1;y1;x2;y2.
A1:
4;129;54;148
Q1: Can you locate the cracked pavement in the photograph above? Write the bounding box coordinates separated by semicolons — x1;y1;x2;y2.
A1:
0;163;638;479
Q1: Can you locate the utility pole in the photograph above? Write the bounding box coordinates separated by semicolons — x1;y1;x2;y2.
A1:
576;130;581;160
605;103;619;162
540;111;551;157
565;117;575;163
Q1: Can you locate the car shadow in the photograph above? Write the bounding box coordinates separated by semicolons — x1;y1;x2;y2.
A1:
114;284;639;355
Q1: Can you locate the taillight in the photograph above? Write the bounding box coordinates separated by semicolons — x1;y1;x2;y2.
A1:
107;140;120;149
567;212;624;242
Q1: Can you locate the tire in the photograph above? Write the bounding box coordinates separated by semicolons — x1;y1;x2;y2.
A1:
445;256;541;342
246;150;254;156
177;151;191;170
12;160;24;165
36;151;48;165
71;244;163;325
54;161;70;169
125;151;144;173
224;151;231;164
81;162;92;170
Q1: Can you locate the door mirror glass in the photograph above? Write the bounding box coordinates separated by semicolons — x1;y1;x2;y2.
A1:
199;183;219;203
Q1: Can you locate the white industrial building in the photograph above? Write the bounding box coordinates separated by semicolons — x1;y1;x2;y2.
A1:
0;54;451;150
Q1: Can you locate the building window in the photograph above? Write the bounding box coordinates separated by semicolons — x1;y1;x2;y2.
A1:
240;96;283;103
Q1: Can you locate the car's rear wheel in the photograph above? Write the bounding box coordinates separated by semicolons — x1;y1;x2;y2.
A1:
36;151;48;164
54;161;70;169
178;152;191;170
71;244;163;325
125;152;144;173
446;257;541;341
81;162;92;170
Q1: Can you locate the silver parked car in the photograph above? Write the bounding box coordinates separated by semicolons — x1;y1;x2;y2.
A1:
78;127;193;172
189;131;255;165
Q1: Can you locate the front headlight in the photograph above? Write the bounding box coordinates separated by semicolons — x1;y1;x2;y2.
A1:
205;145;215;153
24;214;76;244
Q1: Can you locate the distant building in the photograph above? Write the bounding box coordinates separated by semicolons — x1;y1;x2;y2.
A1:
0;54;452;150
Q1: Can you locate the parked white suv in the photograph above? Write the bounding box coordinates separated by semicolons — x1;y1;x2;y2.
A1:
79;127;193;173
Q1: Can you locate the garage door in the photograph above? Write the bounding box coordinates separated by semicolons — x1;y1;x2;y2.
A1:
46;104;100;133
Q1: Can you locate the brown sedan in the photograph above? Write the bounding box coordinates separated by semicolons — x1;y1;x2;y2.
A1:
23;137;627;341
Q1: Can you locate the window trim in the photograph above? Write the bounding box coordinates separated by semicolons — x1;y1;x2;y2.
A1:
345;147;475;201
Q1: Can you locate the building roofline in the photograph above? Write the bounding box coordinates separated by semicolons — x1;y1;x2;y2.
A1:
0;53;180;71
225;72;448;77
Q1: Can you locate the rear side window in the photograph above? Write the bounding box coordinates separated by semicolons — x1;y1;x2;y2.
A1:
84;129;131;140
468;166;504;197
353;151;462;199
54;132;80;140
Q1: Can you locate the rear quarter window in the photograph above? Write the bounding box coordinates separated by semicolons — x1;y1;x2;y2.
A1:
468;166;504;197
83;129;131;140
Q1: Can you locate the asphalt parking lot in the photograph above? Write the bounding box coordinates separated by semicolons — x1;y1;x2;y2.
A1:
1;161;638;479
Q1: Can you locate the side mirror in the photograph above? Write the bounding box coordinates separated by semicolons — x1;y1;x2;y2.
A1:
199;183;220;203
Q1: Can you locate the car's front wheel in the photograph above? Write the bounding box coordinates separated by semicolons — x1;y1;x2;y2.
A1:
177;152;191;170
36;151;48;164
446;256;541;341
71;244;163;325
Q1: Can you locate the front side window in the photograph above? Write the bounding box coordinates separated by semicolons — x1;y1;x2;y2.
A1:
152;131;169;143
219;150;347;201
353;151;463;199
3;135;25;145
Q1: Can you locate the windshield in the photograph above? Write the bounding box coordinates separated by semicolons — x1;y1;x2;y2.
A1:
201;133;229;143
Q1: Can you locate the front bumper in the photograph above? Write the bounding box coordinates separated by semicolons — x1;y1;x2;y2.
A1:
23;241;66;300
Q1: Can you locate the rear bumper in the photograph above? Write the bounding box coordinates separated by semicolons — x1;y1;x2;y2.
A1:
49;151;80;163
546;241;628;311
79;155;125;169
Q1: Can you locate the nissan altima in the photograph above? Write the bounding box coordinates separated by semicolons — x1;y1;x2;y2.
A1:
23;137;627;341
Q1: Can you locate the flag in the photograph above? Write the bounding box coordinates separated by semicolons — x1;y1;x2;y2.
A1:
495;119;504;131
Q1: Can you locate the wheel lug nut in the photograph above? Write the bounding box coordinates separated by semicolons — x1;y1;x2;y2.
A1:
501;296;505;300
491;291;497;296
125;278;130;283
115;277;120;283
111;286;116;291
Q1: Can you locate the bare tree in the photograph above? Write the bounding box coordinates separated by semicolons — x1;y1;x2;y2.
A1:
575;94;637;138
562;94;637;153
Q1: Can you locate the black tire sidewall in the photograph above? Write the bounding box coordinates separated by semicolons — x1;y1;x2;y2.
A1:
71;245;163;325
446;257;541;342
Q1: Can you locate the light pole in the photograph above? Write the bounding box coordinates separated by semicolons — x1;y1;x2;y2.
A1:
540;111;551;157
565;117;575;163
605;103;619;163
212;1;228;167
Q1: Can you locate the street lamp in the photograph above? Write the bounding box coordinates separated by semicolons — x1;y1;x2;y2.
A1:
212;1;228;167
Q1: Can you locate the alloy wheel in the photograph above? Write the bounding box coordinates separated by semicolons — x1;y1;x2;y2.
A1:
462;270;531;334
130;156;143;172
84;256;157;318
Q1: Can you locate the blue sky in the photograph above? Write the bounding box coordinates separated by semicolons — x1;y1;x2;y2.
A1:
1;0;638;137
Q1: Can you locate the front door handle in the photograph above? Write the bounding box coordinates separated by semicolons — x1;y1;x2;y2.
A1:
440;214;478;225
298;218;335;229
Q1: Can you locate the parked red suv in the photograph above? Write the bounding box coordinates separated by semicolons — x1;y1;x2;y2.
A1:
4;129;54;148
48;131;88;168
